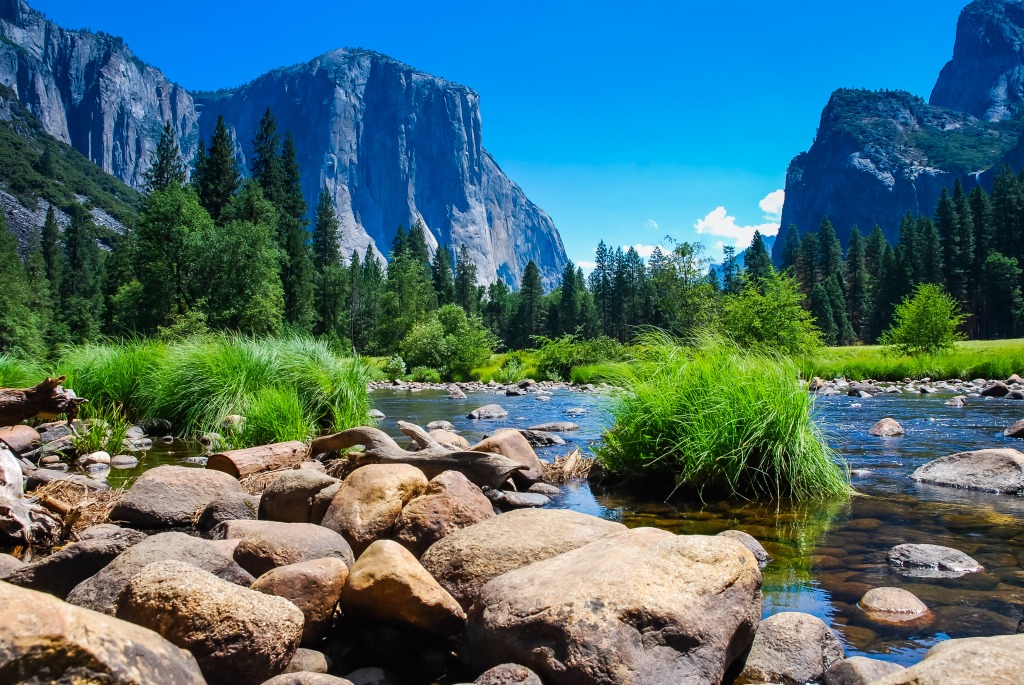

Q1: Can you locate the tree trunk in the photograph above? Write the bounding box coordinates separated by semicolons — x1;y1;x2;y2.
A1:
0;377;87;428
206;441;309;479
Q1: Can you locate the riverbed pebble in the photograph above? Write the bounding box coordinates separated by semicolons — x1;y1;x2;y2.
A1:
858;587;931;624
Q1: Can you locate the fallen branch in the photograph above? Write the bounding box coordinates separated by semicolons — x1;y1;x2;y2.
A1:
0;377;87;428
206;441;308;479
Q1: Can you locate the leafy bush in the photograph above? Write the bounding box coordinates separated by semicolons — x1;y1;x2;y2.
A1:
409;366;441;383
720;271;823;355
400;304;497;380
494;351;528;384
597;332;850;501
382;355;406;380
880;283;966;355
534;335;628;381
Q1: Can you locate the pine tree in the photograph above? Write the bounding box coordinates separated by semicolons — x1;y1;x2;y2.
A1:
864;225;887;276
935;187;959;293
810;282;836;345
745;231;773;287
588;241;613;335
796;232;819;294
454;244;478;315
0;213;44;357
980;252;1021;339
278;132;314;330
40;205;67;341
824;274;855;345
897;213;920;284
62;204;106;340
780;226;801;272
483;280;515;347
311;188;347;340
844;226;869;339
991;165;1022;264
252;108;284;205
24;223;53;351
917;217;943;285
191;141;208;193
557;260;579;335
951;178;975;321
514;260;545;347
431;244;455;306
817;217;843;278
198;115;240;223
722;245;744;295
143;121;186;192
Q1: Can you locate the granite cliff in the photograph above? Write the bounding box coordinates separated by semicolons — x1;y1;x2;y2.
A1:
0;0;566;287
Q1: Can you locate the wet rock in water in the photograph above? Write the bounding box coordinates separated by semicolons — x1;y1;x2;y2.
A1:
320;464;428;556
491;490;550;509
251;557;349;644
181;456;208;465
871;634;1024;685
465;528;762;685
717;529;772;568
110;454;139;468
535;394;551;402
808;377;826;392
468;404;508;420
449;387;468;400
25;466;109;491
911;448;1024;494
265;675;355;685
919;385;938;394
887;543;984;579
141;417;173;436
77;450;111;466
505;385;526;396
3;528;147;598
946;395;967;407
260;470;340;524
394;470;496;557
66;531;255;614
284;647;330;673
514;429;566;447
824;656;904;685
341;539;466;636
1009;374;1024;385
737;611;845;684
420;508;627;610
528;482;561;496
1009;390;1024;400
196;492;261;533
981;381;1011;397
0;582;206;684
527;421;579;432
564;407;587;417
369;409;386;420
471;430;545;484
110;464;244;528
858;587;931;625
427;420;455;431
212;520;355;577
868;418;905;437
474;663;543;685
1004;419;1024;437
116;559;304;685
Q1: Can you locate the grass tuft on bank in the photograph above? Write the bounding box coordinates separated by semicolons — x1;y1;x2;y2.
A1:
597;332;850;501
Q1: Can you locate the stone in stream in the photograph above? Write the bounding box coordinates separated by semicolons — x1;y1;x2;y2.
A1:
513;429;566;447
982;381;1011;397
259;470;340;523
717;529;772;568
116;560;304;685
858;587;931;625
945;395;967;407
467;404;507;419
1005;419;1024;437
471;430;545;484
488;490;550;509
911;448;1024;494
427;420;455;431
871;634;1024;685
0;581;206;684
737;611;845;684
527;421;579;432
393;470;496;557
449;387;468;400
887;543;983;579
527;482;561;496
211;520;355;576
1010;390;1024;400
420;508;627;611
824;656;904;685
109;464;244;528
868;418;905;437
808;377;827;392
110;454;139;468
424;428;470;449
564;407;587;417
465;528;763;685
369;409;385;420
251;557;349;644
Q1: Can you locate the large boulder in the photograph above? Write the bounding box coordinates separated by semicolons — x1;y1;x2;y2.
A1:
465;528;762;685
341;539;466;637
260;470;340;523
196;491;261;533
0;581;206;684
320;464;429;556
872;634;1024;685
251;557;349;644
737;612;845;684
109;464;244;528
66;531;254;614
3;527;147;598
887;543;984;579
911;449;1024;494
824;656;904;685
426;429;471;450
394;470;496;556
470;431;545;483
212;520;355;577
0;552;24;576
420;508;627;610
116;559;304;685
716;529;772;569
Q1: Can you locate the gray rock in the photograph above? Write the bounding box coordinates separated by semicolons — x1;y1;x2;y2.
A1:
982;381;1011;397
66;531;255;614
717;529;772;568
212;519;355;576
25;467;108;492
368;409;385;420
737;611;845;684
527;421;579;432
564;407;587;417
196;492;261;533
1005;419;1024;437
109;464;244;528
870;635;1024;685
284;648;330;674
495;491;549;509
824;656;904;685
109;454;139;468
858;587;931;625
265;674;354;685
868;418;905;437
946;395;967;407
527;482;561;496
0;551;24;576
468;404;509;420
515;429;566;447
911;448;1024;494
260;470;339;524
887;543;984;579
427;420;455;431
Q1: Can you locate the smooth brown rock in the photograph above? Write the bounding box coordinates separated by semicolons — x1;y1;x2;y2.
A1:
260;470;340;523
716;529;772;568
1004;419;1024;438
116;560;303;685
0;552;24;576
427;429;471;449
251;558;349;644
470;431;545;481
394;470;496;556
310;481;341;525
264;674;354;685
66;531;254;614
212;520;355;577
465;528;763;685
420;508;626;610
911;449;1024;494
0;580;205;684
284;647;329;674
320;464;429;556
858;587;931;625
196;492;260;533
869;417;905;437
474;663;543;685
110;464;244;528
737;612;845;684
342;539;466;636
824;656;904;685
872;634;1024;684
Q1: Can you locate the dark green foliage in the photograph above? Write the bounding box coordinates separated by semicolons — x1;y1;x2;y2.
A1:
62;204;106;340
399;304;497;380
780;226;801;272
311;188;348;342
844;226;869;337
454;244;478;315
721;271;822;355
278;133;314;331
980;252;1021;338
143;122;186;192
513;260;545;348
0;212;44;357
431;244;455;306
816;218;843;279
196;116;240;223
252;108;284;205
881;283;966;355
744;231;773;286
534;334;628;381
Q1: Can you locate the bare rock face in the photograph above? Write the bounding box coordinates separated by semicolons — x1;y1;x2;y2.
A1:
116;560;304;685
420;508;627;611
872;634;1024;685
0;580;206;684
737;612;845;684
341;539;466;637
465;528;763;685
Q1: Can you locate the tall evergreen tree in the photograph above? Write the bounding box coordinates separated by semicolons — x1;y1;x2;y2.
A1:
917;217;943;285
817;217;844;278
556;260;579;335
844;226;869;339
40;205;68;342
980;252;1021;339
0;213;44;357
252;108;284;205
745;231;773;287
795;232;819;294
935;187;959;293
62;204;106;340
864;225;887;277
431;244;455;306
278;132;314;330
951;178;976;323
809;282;836;345
143;121;186;192
311;188;347;340
453;244;478;315
24;223;53;350
780;226;801;272
722;245;744;295
198;115;240;223
824;274;855;345
588;241;613;335
513;260;545;347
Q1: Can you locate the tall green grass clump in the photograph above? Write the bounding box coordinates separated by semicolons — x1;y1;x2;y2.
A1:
0;355;45;388
57;339;169;417
598;332;850;501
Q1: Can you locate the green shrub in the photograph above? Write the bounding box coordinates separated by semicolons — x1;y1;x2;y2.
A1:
400;304;497;380
409;366;442;383
494;351;528;384
880;283;967;355
721;271;823;355
597;332;850;501
534;335;628;381
382;355;406;380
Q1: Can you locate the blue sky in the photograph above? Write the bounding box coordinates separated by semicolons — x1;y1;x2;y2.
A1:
33;0;968;266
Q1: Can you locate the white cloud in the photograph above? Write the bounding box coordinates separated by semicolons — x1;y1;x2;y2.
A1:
577;260;597;270
694;189;784;250
643;219;659;231
626;243;666;258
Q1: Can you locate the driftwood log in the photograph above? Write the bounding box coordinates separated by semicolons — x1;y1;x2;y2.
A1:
310;423;526;488
207;441;308;479
0;377;87;428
